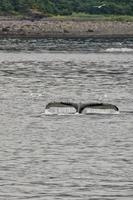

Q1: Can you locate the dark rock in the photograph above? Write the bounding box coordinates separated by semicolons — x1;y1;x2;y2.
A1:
2;27;10;32
87;29;94;32
63;29;69;33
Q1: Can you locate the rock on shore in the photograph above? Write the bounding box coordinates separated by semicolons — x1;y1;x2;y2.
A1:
0;18;133;38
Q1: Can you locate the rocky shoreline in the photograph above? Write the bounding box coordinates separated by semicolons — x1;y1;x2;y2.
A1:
0;18;133;38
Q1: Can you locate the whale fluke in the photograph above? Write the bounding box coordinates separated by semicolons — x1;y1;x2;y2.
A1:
79;103;119;114
45;102;119;115
45;102;78;114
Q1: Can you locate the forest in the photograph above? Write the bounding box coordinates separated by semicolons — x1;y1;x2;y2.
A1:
0;0;133;16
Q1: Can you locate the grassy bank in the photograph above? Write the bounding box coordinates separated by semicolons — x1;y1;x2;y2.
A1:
52;13;133;22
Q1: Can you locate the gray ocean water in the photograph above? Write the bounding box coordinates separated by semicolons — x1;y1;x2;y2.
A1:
0;37;133;200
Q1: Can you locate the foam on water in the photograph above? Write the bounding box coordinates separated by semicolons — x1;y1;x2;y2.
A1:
105;47;133;53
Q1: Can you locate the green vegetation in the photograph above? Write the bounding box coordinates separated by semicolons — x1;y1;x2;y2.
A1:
53;13;133;22
0;0;133;18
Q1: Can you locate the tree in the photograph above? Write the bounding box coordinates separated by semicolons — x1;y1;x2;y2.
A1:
0;0;13;12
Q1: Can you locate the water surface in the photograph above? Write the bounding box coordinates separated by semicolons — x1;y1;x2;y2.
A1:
0;37;133;200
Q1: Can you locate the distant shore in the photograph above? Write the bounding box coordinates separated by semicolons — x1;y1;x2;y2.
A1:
0;17;133;38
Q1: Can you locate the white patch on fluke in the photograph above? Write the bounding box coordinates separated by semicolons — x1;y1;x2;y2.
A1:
45;106;76;115
82;108;119;115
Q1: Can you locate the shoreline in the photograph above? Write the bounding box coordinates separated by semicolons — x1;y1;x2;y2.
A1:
0;18;133;38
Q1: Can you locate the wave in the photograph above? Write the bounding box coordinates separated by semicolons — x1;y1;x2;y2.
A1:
105;48;133;53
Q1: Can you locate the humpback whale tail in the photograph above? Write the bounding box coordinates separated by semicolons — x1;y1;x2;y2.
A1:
45;102;119;115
